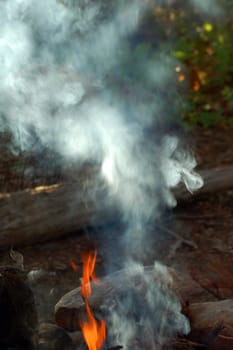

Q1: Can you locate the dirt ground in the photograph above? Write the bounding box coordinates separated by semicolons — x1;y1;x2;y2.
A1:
0;125;233;346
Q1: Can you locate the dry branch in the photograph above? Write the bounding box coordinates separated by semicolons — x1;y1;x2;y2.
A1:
0;166;233;248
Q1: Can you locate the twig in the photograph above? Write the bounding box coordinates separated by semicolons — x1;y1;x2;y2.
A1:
157;224;198;250
172;338;207;349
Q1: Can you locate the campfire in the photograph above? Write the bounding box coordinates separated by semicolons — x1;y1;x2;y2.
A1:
55;255;191;350
1;1;232;350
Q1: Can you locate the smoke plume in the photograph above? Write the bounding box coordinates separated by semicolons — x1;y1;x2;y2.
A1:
0;0;203;217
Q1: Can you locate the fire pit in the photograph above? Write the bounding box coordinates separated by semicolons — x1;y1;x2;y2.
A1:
55;254;190;350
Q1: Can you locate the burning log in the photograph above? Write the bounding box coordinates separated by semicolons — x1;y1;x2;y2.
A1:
54;264;188;334
0;165;233;248
56;255;191;350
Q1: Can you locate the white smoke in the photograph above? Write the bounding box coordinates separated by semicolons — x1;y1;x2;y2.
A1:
0;0;210;347
0;0;203;219
105;261;190;349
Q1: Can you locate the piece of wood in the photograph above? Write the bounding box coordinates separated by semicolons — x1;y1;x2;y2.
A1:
0;165;233;248
54;265;199;332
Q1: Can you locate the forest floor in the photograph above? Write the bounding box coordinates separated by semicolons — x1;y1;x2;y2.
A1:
0;125;233;346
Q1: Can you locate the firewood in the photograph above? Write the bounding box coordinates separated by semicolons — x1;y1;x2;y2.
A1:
54;265;193;332
0;166;233;248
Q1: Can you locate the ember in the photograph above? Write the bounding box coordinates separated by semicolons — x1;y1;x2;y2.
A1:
80;251;106;350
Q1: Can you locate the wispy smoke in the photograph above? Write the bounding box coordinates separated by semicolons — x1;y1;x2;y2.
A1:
105;261;190;349
0;0;210;347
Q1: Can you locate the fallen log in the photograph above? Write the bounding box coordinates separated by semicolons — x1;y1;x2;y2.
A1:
0;165;233;248
0;168;116;249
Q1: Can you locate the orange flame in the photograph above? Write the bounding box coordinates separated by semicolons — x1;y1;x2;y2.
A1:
81;251;97;297
80;251;106;350
81;300;106;350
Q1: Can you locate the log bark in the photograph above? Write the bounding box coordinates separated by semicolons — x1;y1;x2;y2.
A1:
174;166;233;201
0;165;233;248
0;167;116;249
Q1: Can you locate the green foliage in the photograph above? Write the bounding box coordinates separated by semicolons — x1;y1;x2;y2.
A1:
222;86;233;107
170;4;233;127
